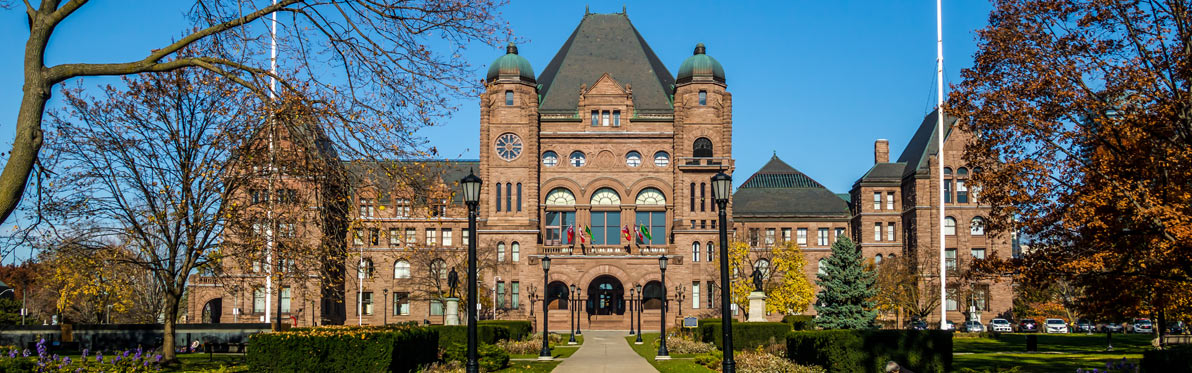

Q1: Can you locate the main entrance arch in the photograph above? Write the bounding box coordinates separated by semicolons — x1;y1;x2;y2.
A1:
201;298;222;323
586;275;625;315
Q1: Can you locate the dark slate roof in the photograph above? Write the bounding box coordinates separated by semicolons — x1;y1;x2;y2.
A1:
896;109;958;177
344;159;479;204
733;155;850;218
536;13;675;114
859;162;907;182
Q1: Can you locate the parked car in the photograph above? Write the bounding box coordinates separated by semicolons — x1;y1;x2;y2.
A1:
1018;318;1039;332
1075;319;1095;333
908;319;928;330
1045;318;1069;333
989;318;1013;333
1101;321;1125;333
963;320;986;333
1170;321;1186;335
1132;319;1154;334
940;320;956;330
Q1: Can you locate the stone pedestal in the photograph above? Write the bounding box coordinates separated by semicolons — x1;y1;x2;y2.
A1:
444;297;461;326
747;291;768;322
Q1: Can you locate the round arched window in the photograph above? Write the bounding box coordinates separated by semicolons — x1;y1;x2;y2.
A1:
626;151;642;167
693;138;713;157
590;188;621;206
569;151;586;167
635;188;666;205
545;188;576;206
542;151;558;167
654;151;670;167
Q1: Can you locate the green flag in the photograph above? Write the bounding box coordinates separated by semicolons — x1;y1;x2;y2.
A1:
584;226;594;242
640;224;652;241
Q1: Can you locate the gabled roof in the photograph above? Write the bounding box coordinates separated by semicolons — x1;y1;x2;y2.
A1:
896;109;958;177
344;159;480;204
536;13;675;114
858;162;907;182
733;155;850;218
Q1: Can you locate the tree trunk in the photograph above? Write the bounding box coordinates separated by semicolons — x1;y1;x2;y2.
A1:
162;293;181;363
0;77;50;225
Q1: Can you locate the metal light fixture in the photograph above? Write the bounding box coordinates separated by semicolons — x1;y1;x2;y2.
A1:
712;172;735;373
539;256;552;360
460;171;482;373
635;283;644;344
568;284;577;344
657;256;670;359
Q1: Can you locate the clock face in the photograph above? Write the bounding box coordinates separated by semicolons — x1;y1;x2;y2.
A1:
495;133;523;161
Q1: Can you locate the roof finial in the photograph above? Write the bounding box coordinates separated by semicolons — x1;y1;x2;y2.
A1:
694;43;706;55
623;5;627;15
585;4;590;15
506;42;518;55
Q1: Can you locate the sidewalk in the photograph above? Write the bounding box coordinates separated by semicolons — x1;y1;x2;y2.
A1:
552;330;658;373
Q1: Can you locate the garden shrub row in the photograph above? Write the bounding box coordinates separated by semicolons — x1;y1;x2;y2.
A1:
478;320;533;341
431;325;511;348
1142;344;1192;372
699;321;792;350
247;324;438;373
782;315;816;331
786;330;951;373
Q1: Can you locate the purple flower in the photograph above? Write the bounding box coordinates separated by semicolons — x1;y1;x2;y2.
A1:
9;349;16;358
96;351;103;363
81;348;88;358
114;355;122;363
123;350;130;359
36;338;46;357
22;349;30;357
62;357;71;365
154;354;162;362
143;359;150;367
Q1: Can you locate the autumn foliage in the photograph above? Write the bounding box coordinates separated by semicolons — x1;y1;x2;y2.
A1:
949;0;1192;321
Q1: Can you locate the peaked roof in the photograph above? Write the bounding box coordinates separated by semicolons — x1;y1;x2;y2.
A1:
896;109;958;177
536;13;676;114
733;155;850;218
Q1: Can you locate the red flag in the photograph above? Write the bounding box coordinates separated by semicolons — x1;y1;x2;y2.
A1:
567;225;574;244
622;225;632;243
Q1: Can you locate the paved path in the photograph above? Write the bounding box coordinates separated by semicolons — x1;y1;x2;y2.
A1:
552;330;658;373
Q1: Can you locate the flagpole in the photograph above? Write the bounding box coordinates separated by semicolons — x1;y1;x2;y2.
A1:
936;0;949;331
264;0;279;329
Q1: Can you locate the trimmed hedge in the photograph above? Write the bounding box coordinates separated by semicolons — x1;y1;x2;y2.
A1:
699;321;792;350
1142;344;1192;372
786;330;951;373
782;315;816;331
479;320;533;341
247;325;438;373
443;343;510;371
431;325;511;348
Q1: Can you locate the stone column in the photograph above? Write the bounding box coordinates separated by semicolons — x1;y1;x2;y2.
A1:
445;297;461;325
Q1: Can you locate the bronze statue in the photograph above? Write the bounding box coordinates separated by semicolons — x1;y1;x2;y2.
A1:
447;267;460;298
751;268;764;293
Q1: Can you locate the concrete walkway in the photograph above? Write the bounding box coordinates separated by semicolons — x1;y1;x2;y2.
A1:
552;330;658;373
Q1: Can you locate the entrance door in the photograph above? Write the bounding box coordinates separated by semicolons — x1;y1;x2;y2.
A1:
202;298;222;323
586;275;624;316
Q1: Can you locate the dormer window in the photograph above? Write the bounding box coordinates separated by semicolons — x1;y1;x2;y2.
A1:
505;90;513;106
699;90;707;105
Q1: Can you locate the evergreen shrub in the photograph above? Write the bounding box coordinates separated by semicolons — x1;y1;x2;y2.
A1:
786;330;951;373
431;325;511;348
699;321;791;350
478;320;533;341
442;343;510;371
247;325;437;373
782;315;816;330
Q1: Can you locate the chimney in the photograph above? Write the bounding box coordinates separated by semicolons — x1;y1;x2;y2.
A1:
874;139;890;164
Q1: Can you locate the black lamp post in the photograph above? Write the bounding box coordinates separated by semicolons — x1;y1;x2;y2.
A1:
656;256;670;359
629;287;636;336
712;171;736;373
460;171;482;373
575;292;582;336
382;289;389;325
539;256;552;360
569;284;577;345
635;283;643;344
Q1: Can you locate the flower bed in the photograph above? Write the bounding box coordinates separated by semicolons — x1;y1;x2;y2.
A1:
0;338;162;372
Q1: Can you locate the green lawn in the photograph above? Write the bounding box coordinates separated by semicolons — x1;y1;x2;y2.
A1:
509;344;580;360
624;334;714;373
497;360;562;373
953;333;1151;372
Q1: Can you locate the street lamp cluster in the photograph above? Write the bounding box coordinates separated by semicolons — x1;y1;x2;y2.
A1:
458;171;734;373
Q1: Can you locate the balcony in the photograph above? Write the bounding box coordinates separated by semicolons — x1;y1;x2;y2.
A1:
678;157;733;170
540;245;670;256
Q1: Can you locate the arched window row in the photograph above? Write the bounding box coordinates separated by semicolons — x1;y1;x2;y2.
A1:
543;187;668;206
943;215;988;236
542;187;668;246
943;167;981;204
541;150;672;168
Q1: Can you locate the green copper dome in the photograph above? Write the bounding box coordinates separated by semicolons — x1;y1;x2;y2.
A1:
486;43;535;84
676;43;725;84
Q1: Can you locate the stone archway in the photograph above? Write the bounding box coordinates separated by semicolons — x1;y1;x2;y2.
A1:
201;298;222;324
586;275;625;316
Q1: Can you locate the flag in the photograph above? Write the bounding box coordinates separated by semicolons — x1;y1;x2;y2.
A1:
567;225;574;244
639;224;651;242
584;226;594;243
636;224;645;243
622;225;632;243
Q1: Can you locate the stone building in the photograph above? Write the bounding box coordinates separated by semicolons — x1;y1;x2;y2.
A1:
186;10;1011;329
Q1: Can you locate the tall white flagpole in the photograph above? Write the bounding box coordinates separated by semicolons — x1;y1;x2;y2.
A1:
936;0;948;330
265;0;279;327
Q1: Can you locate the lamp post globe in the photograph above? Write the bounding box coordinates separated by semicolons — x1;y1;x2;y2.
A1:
635;283;644;344
657;256;670;359
460;170;482;373
711;171;735;373
539;256;552;359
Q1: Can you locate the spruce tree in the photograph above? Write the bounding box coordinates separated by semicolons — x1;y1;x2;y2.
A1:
814;237;877;329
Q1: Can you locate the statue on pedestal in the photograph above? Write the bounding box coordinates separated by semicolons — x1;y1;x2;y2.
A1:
751;268;764;292
447;267;460;298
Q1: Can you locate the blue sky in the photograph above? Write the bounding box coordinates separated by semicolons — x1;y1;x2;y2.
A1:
0;1;993;259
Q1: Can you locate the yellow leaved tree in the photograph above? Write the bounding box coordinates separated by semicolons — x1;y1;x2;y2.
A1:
717;240;814;319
